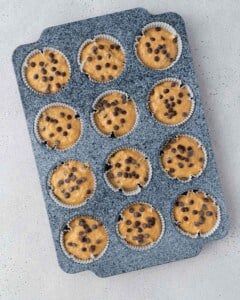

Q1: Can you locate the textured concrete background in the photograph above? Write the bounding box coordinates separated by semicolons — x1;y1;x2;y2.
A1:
0;0;240;299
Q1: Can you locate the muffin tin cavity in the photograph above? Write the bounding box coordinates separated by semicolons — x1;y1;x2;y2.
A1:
104;148;151;195
173;190;220;238
22;48;70;94
117;202;164;250
48;160;96;208
91;90;138;138
78;35;125;82
35;103;82;150
135;22;182;70
61;216;108;263
160;135;207;181
148;78;194;126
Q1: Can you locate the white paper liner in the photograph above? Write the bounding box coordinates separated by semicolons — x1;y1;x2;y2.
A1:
34;102;83;151
90;89;139;139
21;47;71;95
171;190;221;238
116;202;165;251
104;147;152;196
135;22;182;71
77;34;126;83
160;134;207;182
47;159;96;209
60;215;109;264
147;77;195;127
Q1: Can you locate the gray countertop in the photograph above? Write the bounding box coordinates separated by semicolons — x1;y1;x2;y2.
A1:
1;0;239;299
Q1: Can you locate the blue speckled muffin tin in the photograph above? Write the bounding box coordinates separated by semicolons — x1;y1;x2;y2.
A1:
12;8;229;277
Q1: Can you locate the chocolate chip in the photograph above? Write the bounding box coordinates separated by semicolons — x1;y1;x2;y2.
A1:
41;68;47;75
90;245;96;253
64;192;70;198
177;145;186;153
56;83;61;89
53;59;58;64
96;65;101;70
129;207;134;213
56;126;62;132
51;66;56;72
202;204;208;210
49;133;54;138
108;75;113;80
60;112;65;117
113;125;119;130
58;179;64;186
81;247;87;252
68;242;77;247
33;74;39;79
206;211;213;216
150;37;156;41
112;65;118;70
99;44;104;49
189;199;194;205
42;76;48;82
126;220;132;225
199;157;205;163
178;162;184;168
163;89;169;94
63;131;68;136
188;163;194;168
97;55;102;60
181;207;189;212
145;42;151;47
134;221;141;227
127;228;132;233
66;123;71;130
154;56;160;61
169;168;175;173
86;189;92;195
79;219;86;226
62;72;66;77
183;216;189;221
192;210;198;215
105;62;110;68
147;48;153;53
134;212;141;218
176;201;184;207
110;44;115;49
173;36;178;43
30;62;36;67
39;61;44;66
155;27;161;31
194;222;200;227
48;76;54;81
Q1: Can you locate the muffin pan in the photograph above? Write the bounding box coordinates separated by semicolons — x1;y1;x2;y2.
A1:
12;8;229;277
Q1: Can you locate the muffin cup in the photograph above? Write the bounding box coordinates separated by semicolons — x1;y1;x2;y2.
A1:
135;22;182;71
34;102;83;151
90;89;139;138
147;77;195;127
171;190;221;238
78;34;126;84
160;134;208;182
116;201;165;251
47;159;96;209
104;146;152;196
21;47;71;95
60;215;109;264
